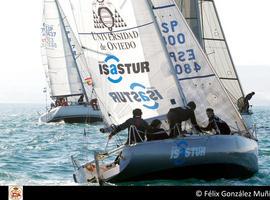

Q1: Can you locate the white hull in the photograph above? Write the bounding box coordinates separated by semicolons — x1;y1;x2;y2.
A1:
39;105;102;123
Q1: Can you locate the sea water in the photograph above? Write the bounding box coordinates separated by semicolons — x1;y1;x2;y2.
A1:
0;103;269;186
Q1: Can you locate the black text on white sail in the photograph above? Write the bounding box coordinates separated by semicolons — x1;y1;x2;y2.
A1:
70;0;186;125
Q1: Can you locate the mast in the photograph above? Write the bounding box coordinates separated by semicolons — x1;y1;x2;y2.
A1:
176;0;204;48
199;0;205;50
193;0;204;48
146;0;187;105
55;0;89;103
210;0;245;98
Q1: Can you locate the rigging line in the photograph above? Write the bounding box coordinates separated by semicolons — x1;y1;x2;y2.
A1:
225;88;238;103
92;88;116;125
82;46;108;56
79;21;154;35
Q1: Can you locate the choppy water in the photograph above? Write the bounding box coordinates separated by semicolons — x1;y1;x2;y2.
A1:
0;104;269;186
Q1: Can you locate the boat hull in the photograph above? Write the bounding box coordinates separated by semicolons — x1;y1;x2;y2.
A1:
74;135;258;183
39;105;102;123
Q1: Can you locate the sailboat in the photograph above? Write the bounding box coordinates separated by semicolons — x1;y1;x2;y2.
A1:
70;0;258;184
175;0;254;127
40;0;102;123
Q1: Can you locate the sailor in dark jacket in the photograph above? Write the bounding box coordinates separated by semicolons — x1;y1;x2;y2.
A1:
167;101;201;137
200;108;231;135
146;119;169;141
101;108;149;144
242;92;255;113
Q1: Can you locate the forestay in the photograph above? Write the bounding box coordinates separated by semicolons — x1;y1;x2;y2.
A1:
41;0;85;97
151;0;247;132
70;0;184;125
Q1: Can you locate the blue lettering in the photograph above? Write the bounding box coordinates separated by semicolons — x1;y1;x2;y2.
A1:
174;141;188;166
131;92;141;102
170;20;178;32
110;64;118;75
168;35;176;45
177;33;185;44
184;64;192;74
169;52;177;62
178;51;185;62
129;83;162;110
187;49;196;61
161;22;169;33
194;62;201;72
163;36;167;46
138;91;150;101
175;64;183;75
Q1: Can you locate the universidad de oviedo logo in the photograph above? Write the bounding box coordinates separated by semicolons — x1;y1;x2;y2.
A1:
92;0;127;32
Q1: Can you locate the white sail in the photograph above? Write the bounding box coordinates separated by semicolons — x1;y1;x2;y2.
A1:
199;0;245;104
151;0;247;132
57;2;94;101
41;0;86;98
70;0;185;125
175;0;245;105
174;0;203;47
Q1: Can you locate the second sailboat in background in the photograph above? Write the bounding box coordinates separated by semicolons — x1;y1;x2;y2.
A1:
40;0;102;123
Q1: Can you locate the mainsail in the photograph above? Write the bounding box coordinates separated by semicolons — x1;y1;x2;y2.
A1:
151;0;247;132
41;0;92;100
175;0;245;106
70;0;185;125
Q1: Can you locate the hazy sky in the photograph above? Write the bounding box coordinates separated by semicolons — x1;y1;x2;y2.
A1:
0;0;269;106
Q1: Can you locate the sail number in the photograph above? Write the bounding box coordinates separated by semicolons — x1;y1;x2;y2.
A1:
169;51;201;75
161;20;202;75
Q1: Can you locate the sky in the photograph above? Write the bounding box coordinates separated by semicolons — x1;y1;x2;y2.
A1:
0;0;269;106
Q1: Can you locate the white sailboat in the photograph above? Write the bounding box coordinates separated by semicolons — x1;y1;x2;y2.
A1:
40;0;102;123
176;0;254;124
70;0;258;184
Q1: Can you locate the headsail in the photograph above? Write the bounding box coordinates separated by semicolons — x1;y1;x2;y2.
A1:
151;0;247;133
175;0;245;106
41;0;91;99
70;0;185;125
